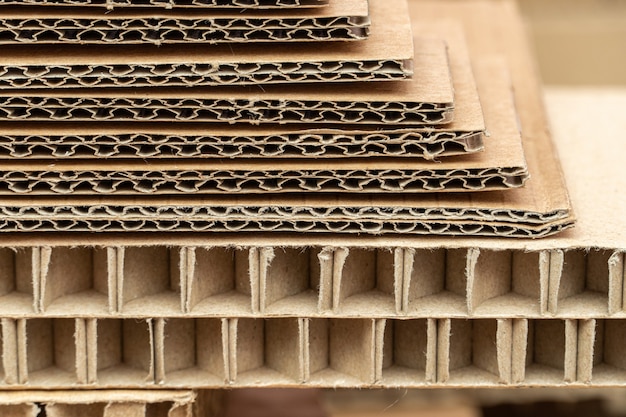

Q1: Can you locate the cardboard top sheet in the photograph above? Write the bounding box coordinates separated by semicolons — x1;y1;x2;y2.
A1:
0;0;367;44
0;0;410;88
0;0;329;9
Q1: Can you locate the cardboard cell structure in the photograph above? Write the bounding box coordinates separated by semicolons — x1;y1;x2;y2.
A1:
0;0;367;44
0;245;621;320
0;0;411;89
0;0;329;9
1;315;626;388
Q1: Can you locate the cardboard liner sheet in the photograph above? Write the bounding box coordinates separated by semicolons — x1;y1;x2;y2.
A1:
0;0;411;88
0;0;367;44
0;245;620;318
0;0;329;9
0;38;452;125
0;390;195;416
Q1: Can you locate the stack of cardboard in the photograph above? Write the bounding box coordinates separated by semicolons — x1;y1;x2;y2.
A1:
0;0;574;237
0;0;622;415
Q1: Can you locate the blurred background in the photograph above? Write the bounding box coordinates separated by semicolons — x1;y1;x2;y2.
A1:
518;0;626;85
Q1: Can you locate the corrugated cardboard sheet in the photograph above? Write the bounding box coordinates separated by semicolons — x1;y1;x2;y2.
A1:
0;123;481;160
0;0;365;43
0;38;452;125
0;53;520;195
0;0;410;88
0;0;448;126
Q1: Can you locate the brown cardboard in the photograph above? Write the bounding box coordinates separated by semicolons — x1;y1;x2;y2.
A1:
6;316;626;388
0;58;522;203
0;124;482;160
0;0;595;244
0;390;195;417
0;248;623;388
0;6;564;233
0;19;476;162
155;318;228;386
0;246;620;320
0;48;517;196
0;0;410;89
0;40;452;126
0;90;452;125
0;0;623;395
0;0;367;44
0;0;329;9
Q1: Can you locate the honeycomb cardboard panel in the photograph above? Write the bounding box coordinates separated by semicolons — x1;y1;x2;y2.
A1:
1;316;626;387
0;246;620;320
0;246;622;389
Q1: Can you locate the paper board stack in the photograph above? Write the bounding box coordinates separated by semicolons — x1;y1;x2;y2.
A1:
0;0;624;414
0;0;578;237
